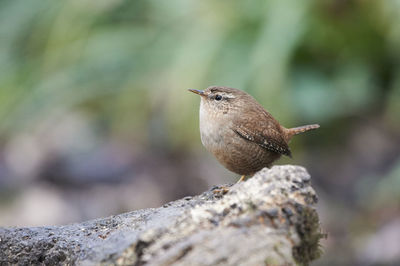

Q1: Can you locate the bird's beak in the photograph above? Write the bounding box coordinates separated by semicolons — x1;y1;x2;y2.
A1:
188;89;205;96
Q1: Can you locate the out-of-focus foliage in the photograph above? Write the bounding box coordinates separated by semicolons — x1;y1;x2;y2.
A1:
0;0;399;265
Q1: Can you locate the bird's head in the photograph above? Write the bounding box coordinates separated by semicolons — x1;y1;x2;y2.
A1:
188;86;250;115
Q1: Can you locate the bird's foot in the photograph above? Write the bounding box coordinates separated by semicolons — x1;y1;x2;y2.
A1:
212;175;246;195
212;186;230;194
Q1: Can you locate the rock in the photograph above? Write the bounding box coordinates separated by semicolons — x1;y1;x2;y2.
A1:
0;165;324;265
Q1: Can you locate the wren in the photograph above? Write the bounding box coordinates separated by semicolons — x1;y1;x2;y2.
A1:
189;86;319;179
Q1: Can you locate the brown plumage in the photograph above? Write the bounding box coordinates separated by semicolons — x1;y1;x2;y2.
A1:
189;86;320;176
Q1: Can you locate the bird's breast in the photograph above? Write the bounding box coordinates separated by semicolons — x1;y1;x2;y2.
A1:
199;104;228;152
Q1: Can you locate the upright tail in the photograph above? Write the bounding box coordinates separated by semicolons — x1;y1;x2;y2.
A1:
286;124;320;140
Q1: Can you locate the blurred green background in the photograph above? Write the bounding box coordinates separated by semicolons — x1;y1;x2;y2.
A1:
0;0;399;265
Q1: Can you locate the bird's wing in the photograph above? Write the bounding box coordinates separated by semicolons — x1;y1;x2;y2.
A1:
232;110;292;157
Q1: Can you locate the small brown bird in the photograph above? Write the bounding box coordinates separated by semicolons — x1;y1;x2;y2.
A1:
189;86;319;182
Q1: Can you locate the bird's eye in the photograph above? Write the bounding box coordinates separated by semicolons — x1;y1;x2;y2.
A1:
215;94;222;101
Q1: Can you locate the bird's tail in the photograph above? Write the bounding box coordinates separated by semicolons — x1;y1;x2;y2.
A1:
286;124;320;140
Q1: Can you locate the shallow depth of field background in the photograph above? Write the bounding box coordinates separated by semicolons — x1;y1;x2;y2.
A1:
1;0;399;265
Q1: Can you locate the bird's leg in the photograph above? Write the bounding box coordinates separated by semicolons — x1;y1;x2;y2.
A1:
236;175;246;183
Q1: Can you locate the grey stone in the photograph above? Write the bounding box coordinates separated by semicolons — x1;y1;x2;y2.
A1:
0;165;324;265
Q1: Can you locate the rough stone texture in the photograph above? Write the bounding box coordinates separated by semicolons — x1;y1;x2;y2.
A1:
0;165;324;266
